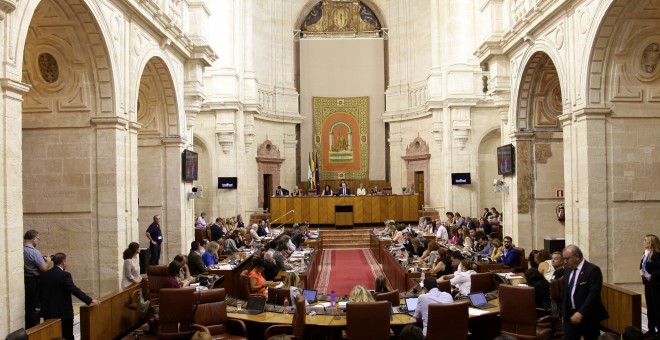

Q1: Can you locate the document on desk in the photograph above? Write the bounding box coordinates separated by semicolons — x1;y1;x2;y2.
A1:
468;308;490;316
216;264;233;270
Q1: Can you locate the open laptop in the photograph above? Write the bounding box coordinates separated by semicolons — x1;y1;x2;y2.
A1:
302;289;318;304
468;291;497;309
403;297;418;315
234;295;267;315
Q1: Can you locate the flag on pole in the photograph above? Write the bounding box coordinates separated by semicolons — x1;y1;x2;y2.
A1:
314;151;320;193
307;152;313;189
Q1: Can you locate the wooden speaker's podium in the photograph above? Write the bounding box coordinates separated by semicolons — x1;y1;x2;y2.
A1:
335;205;353;229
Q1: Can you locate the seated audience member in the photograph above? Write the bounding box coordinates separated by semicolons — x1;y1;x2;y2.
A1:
528;249;540;269
356;183;367;196
399;324;424;340
274;243;293;271
490;238;503;262
551;251;565;280
413;277;453;336
348;285;375;303
479;217;492;236
265;240;278;257
411;238;425;257
446;259;476;296
282;272;307;306
199;239;209;255
392;224;406;244
337;182;351;196
275;186;286;196
496;236;521;267
475;234;493;256
524;268;550;308
435;223;449;242
201;241;219;266
249;258;278;296
290;224;305;250
188;241;210;276
430;248;454;278
163;260;187;288
249;224;264;245
291;185;302;196
173;254;193;285
236;228;248;248
257;219;269;237
445;212;455;225
535;249;555;281
263;251;280;281
321;185;333;196
465;216;477;229
224;231;241;254
280;235;296;252
463;227;477;251
210;218;225;242
371;185;380;194
449;226;459;244
455;213;465;227
374;275;389;294
421;240;439;264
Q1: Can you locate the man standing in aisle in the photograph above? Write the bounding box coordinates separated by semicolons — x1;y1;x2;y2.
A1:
39;253;100;340
146;215;163;265
562;244;609;340
23;229;51;328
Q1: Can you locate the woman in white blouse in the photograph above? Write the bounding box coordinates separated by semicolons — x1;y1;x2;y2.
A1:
356;183;367;196
122;242;141;288
535;249;555;281
449;259;476;296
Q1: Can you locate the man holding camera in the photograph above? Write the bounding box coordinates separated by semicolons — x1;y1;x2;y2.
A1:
23;229;51;328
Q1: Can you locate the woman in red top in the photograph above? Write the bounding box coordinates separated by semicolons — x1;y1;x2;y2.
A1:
162;260;189;288
249;258;278;296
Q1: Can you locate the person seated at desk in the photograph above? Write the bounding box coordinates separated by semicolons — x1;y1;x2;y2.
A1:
163;260;189;288
374;275;390;295
380;220;395;236
202;241;220;267
550;251;565;280
291;185;302;196
410;238;425;258
356;183;367;196
283;272;308;306
257;219;269;237
349;285;375;303
403;183;415;194
420;240;439;264
275;186;289;196
413;277;453;336
274;243;293;271
524;268;550;309
235;228;248;248
392;224;406;244
224;230;242;254
263;251;280;281
249;224;264;245
475;234;493;257
371;185;380;194
435;223;449;243
430;248;453;278
535;249;555;281
173;254;193;285
291;224;305;250
496;236;520;267
188;241;210;276
436;250;464;281
321;185;333;196
210;218;225;242
442;259;476;297
490;238;503;262
249;258;279;297
337;182;351;196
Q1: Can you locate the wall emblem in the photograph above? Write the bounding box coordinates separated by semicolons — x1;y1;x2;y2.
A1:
38;53;58;83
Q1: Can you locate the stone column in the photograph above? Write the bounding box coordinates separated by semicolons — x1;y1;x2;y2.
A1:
91;117;130;295
0;78;29;333
162;137;189;260
510;130;534;249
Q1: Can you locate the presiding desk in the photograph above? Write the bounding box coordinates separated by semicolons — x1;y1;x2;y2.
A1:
270;194;419;225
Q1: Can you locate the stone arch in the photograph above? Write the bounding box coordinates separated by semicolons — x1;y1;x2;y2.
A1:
294;0;387;30
256;139;284;210
511;47;567;131
20;0;118;298
402;136;430;206
136;57;180;137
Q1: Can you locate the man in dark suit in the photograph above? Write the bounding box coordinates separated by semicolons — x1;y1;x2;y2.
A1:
562;245;609;340
188;241;210;276
338;182;351;196
39;253;99;340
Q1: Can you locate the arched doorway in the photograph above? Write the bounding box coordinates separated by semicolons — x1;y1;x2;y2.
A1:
21;0;117;295
512;52;565;249
478;129;500;214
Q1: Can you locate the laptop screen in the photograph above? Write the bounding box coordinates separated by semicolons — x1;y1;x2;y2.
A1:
302;289;317;303
405;297;418;312
468;292;488;306
246;296;267;310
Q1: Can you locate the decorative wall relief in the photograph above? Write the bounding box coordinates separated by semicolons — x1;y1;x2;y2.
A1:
643;43;660;73
301;0;381;38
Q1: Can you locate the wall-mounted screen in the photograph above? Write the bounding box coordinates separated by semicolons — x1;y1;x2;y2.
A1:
497;144;515;175
218;177;238;189
451;173;472;185
182;150;198;181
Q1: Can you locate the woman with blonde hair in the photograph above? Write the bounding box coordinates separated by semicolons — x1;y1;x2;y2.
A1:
282;272;307;306
348;285;375;303
490;238;503;262
642;234;660;337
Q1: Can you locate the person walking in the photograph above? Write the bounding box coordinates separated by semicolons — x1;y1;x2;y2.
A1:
39;253;100;340
145;215;163;265
642;234;660;338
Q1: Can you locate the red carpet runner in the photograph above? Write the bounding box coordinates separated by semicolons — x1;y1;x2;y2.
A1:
313;249;387;296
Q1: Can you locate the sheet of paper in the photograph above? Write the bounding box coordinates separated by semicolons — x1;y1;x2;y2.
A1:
468;308;489;316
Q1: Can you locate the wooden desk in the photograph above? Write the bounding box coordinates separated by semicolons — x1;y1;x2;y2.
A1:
600;283;642;335
270;195;419;225
80;284;141;340
369;232;391;264
27;319;62;340
209;253;253;297
474;261;504;273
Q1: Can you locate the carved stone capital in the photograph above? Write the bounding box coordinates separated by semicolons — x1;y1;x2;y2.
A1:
0;0;17;21
216;130;234;154
452;128;471;150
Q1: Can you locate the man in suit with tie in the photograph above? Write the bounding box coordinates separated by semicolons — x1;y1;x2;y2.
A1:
338;182;351;196
39;253;100;340
562;245;609;340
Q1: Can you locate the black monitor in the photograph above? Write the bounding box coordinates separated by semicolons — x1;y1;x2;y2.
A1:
497;144;515;175
218;177;238;189
451;173;471;185
182;150;198;181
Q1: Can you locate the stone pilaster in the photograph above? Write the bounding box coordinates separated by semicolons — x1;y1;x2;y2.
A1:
161;136;190;260
0;0;16;21
0;78;29;333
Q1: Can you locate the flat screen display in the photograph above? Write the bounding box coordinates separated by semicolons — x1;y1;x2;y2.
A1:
497;144;515;175
182;150;198;181
451;173;471;185
217;177;238;189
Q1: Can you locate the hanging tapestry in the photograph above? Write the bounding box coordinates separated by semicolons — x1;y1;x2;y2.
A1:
313;96;369;180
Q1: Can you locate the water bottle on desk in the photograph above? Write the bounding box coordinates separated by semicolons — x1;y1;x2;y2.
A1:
330;290;336;308
283;297;289;315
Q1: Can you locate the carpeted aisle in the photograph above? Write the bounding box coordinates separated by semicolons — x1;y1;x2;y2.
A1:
313;249;388;296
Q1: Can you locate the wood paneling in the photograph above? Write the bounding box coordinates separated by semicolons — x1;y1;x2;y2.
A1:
600;283;641;335
270;195;419;225
27;319;62;340
80;284;141;340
